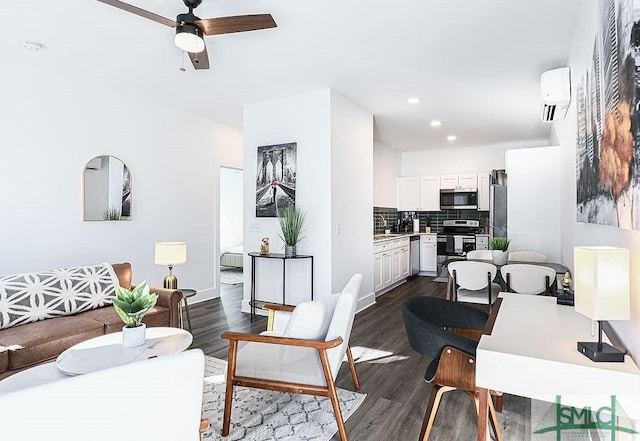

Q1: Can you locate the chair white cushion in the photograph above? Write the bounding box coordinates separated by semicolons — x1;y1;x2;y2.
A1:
456;283;501;304
500;264;556;294
236;342;328;386
283;294;340;340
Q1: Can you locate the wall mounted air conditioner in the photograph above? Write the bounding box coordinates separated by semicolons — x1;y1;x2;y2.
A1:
540;67;571;123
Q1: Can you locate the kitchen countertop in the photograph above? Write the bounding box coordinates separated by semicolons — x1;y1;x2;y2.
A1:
373;232;436;242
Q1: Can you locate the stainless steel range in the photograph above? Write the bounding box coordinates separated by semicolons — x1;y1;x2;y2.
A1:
436;220;483;275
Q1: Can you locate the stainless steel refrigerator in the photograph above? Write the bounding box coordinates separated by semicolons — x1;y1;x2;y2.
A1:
489;184;507;239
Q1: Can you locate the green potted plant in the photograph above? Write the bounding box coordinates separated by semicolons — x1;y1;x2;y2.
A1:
112;281;158;347
490;237;510;265
277;204;306;257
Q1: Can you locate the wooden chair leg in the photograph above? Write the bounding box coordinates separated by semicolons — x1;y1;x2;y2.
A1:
319;349;349;441
222;340;238;436
199;419;210;440
493;392;503;413
419;385;455;441
346;345;360;390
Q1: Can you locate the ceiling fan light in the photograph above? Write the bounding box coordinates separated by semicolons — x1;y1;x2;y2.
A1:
175;24;205;53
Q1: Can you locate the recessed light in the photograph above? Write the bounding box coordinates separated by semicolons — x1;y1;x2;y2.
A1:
430;120;442;127
407;97;421;105
447;135;457;142
21;41;42;51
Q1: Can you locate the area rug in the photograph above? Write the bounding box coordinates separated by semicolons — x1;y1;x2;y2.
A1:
220;267;244;285
201;357;367;441
433;277;449;283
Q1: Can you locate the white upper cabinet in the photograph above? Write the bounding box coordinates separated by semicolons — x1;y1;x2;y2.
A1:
419;176;440;211
477;173;491;211
440;175;459;190
459;174;478;189
397;176;420;211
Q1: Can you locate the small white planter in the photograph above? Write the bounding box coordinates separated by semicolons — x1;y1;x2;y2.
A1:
492;250;509;266
122;323;146;347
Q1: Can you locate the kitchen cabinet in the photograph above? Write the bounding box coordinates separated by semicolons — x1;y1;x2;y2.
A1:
442;174;478;189
373;237;410;294
419;176;440;211
477;173;491;211
419;234;437;273
397;177;420;211
459;174;478;189
440;175;459;190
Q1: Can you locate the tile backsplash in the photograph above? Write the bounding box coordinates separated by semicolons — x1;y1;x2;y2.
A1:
373;207;489;234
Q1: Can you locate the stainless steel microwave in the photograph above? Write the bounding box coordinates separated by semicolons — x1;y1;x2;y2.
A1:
439;188;478;210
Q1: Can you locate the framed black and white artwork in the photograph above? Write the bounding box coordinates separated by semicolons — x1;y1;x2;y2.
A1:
575;0;639;230
255;142;297;217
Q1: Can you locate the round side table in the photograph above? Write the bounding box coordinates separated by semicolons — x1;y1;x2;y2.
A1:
179;288;197;332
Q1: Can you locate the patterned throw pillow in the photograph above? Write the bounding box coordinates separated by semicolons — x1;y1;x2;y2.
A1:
0;263;118;330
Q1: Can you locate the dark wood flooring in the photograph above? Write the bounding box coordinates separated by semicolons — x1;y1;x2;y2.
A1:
190;277;531;441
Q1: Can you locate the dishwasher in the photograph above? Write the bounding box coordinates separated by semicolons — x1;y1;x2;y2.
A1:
410;235;420;276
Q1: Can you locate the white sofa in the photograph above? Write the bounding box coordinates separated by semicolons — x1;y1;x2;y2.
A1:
0;349;205;440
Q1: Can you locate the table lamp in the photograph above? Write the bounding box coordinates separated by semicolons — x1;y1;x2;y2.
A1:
574;246;629;362
154;242;187;289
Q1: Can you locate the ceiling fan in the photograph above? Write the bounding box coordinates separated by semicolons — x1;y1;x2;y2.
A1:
97;0;277;70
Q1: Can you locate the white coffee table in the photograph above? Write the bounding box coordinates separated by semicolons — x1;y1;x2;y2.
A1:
0;327;192;394
56;326;192;375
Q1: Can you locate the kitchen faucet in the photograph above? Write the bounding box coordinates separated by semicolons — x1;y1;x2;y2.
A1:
377;214;387;228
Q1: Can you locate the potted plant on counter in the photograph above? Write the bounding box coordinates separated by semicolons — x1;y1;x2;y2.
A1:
490;237;510;266
278;204;306;257
112;281;158;347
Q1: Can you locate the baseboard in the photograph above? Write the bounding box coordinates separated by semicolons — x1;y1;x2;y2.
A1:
357;291;376;313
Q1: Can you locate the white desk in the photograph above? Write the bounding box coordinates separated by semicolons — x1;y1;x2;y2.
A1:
475;293;640;440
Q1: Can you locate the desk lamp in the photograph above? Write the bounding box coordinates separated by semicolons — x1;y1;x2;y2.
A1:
154;242;187;289
574;246;629;362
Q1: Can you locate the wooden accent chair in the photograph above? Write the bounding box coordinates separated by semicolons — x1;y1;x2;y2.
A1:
221;274;363;441
402;296;502;441
448;261;501;312
500;264;557;295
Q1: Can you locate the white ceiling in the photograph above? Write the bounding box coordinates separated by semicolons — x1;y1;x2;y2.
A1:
2;0;580;152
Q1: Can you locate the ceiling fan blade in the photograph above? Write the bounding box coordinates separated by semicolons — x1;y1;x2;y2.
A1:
97;0;177;28
188;46;210;70
196;14;276;36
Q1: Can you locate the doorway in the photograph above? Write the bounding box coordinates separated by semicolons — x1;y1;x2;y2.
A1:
219;166;244;288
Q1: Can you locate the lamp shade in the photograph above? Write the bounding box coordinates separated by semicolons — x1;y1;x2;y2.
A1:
574;246;630;321
154;242;187;266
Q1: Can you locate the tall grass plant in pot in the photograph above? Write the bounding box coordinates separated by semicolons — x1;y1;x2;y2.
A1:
112;281;158;347
490;237;510;266
278;205;306;257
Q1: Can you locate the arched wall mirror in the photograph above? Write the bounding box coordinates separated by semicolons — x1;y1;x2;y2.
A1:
83;156;132;221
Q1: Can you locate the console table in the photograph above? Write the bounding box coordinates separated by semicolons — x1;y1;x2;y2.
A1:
475;293;640;440
248;252;314;321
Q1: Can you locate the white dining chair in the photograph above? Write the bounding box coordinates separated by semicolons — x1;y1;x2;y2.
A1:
500;264;557;295
508;251;548;263
466;250;493;260
448;261;501;311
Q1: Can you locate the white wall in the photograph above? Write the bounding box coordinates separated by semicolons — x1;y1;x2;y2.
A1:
243;89;374;311
400;140;547;177
330;90;374;304
554;0;640;361
506;147;561;262
0;65;243;304
373;141;401;207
